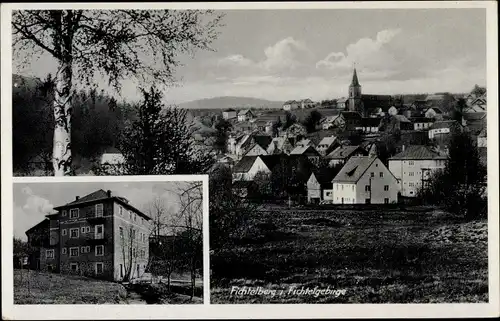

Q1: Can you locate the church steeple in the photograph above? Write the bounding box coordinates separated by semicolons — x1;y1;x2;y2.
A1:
351;67;360;87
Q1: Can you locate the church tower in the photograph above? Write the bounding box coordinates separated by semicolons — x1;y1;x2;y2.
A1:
348;67;362;113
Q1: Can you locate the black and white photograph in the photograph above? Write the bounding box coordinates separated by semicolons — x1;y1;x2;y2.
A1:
2;1;499;319
12;178;206;305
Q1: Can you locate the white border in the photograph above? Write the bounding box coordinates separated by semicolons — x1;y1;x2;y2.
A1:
2;1;499;319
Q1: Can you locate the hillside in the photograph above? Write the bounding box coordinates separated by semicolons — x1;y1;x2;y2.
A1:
178;96;284;110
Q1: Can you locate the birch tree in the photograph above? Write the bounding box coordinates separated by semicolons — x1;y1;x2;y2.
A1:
12;10;224;176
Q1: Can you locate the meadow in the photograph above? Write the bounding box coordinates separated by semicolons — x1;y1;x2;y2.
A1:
210;206;488;303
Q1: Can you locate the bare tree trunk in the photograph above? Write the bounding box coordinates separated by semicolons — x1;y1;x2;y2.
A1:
52;59;73;176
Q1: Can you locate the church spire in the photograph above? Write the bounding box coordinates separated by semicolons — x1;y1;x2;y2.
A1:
351;66;360;87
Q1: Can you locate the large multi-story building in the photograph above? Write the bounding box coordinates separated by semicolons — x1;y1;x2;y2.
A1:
388;145;447;197
27;189;151;282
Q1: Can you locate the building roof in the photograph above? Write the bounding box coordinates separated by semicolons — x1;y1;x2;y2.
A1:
318;136;337;147
232;156;259;173
388;145;447;160
393;115;411;123
53;189;151;220
311;167;338;186
350;68;360;87
430;120;460;130
253;135;273;150
238;109;253;116
296;138;312;147
359;117;381;127
426;107;443;114
332;156;377;183
224;108;236;112
25;218;49;235
463;112;486;121
290;145;320;156
410;117;434;123
341;111;362;120
326;145;366;159
284;100;297;105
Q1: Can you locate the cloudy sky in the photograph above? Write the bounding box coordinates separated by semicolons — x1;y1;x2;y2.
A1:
13;9;486;104
13;181;192;240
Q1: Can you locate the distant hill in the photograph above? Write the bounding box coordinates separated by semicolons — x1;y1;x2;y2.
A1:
177;96;284;110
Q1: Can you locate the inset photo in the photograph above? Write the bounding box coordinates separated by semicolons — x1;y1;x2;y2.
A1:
12;176;207;305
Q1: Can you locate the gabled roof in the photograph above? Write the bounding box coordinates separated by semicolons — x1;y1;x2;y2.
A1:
463;112;486;121
53;189;151;220
253;135;273;150
25;218;49;236
332;156;377;183
310;168;337;186
326;145;367;159
425;107;443;114
259;154;287;170
393;115;411;123
290;145;320;156
284;100;297;105
388;145;447;160
232;156;259;173
318;136;337;147
238;109;253;116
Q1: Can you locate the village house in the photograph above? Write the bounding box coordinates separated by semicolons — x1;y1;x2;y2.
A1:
465;93;486;113
237;109;255;122
290;145;321;166
307;169;337;204
100;147;126;173
340;111;362;131
428;120;461;140
392;115;414;131
388;145;447;197
316;136;338;156
326;145;368;167
321;114;345;130
331;156;399;204
462;112;486;136
242;135;273;157
266;136;294;155
300;99;316;109
336;97;348;110
25;218;50;270
355;118;381;133
26;189;151;281
222;108;237;120
227;134;253;159
283;100;300;111
424;107;444;120
410;117;434;131
232;155;275;181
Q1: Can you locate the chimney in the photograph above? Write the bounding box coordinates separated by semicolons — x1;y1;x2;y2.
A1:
75;196;80;201
107;190;112;198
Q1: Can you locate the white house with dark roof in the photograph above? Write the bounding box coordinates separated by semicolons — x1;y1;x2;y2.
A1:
410;117;434;131
388;145;447;197
316;136;338;156
290;145;320;165
428;120;461;139
283;100;300;111
331;156;399;204
237;109;254;122
424;107;444;120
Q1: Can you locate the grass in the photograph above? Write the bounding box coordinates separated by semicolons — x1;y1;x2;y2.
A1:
14;270;127;304
210;207;488;303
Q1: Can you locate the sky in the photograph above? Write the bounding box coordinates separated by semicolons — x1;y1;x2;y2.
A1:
13;181;192;240
13;9;487;104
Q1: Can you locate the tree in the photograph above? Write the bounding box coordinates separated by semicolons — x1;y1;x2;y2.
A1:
418;130;487;219
471;84;486;97
253;170;272;199
13;10;224;176
452;98;467;122
282;111;297;130
213;118;233;154
303;110;322;133
271;117;282;137
117;86;215;175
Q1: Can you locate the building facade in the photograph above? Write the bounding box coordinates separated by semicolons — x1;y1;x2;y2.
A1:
29;189;151;282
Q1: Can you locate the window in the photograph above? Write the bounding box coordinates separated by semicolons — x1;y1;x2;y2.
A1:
70;263;79;272
132;229;136;240
81;246;86;253
62;210;67;217
409;172;414;177
70;247;79;257
409;161;415;166
370;172;374;178
81;227;86;233
384;185;389;191
70;228;79;238
95;225;104;239
70;208;79;218
132;248;136;258
384;198;389;204
129;211;132;220
365;185;371;192
46;249;54;258
119;206;123;216
86;246;90;252
95;245;104;256
409;182;415;187
119;227;124;238
95;204;103;217
379;172;384;178
133;214;136;222
95;262;104;274
352;185;354;191
62;248;67;255
86;226;91;233
326;192;332;196
62;229;67;236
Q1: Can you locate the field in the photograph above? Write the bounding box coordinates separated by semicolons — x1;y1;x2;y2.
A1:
14;270;127;304
210;206;488;303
